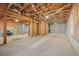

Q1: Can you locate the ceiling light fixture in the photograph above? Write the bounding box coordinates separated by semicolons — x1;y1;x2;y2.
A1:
15;19;19;22
45;15;49;19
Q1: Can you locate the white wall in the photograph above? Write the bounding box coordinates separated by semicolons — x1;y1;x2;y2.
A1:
7;23;29;35
49;23;67;34
67;8;75;37
21;24;29;34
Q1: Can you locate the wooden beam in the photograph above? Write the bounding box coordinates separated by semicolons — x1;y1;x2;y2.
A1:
29;4;44;12
2;4;10;44
34;4;55;15
31;4;38;12
15;4;24;10
51;4;71;16
43;8;59;15
16;3;43;12
34;4;71;21
39;4;71;20
3;16;7;44
7;3;12;10
57;9;71;13
41;4;71;16
3;6;8;44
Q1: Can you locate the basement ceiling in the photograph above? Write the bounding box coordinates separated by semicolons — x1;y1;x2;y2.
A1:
0;3;73;24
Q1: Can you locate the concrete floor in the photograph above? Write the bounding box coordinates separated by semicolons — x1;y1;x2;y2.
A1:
0;34;78;56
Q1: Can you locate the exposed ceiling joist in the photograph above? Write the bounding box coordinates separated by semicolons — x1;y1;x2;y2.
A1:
31;3;38;12
25;3;44;12
7;3;12;10
14;4;24;11
5;3;72;24
40;4;71;20
36;4;56;15
51;4;72;16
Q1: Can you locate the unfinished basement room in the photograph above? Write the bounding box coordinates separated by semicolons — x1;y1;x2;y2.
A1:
0;3;79;56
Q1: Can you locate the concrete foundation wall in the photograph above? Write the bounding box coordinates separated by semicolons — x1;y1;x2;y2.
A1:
49;23;67;34
67;4;79;55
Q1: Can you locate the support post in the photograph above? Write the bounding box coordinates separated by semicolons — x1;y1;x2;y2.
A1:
3;18;7;44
